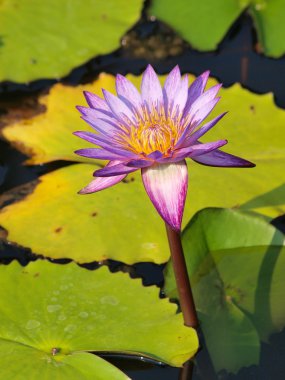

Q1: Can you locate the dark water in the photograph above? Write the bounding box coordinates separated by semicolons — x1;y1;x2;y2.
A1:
1;9;285;380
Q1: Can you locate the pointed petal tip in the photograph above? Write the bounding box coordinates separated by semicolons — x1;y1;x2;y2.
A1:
201;70;210;80
244;161;256;168
115;73;125;83
83;90;91;98
146;63;155;71
76;105;86;114
82;91;95;106
171;64;181;75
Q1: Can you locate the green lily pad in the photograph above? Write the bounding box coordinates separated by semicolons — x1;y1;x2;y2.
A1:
164;208;285;372
149;0;285;57
0;343;129;380
0;164;169;264
0;0;143;83
0;260;198;380
2;76;118;165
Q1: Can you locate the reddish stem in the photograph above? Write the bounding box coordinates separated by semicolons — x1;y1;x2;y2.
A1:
165;223;198;328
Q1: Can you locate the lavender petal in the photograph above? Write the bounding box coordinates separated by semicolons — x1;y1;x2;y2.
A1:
103;89;135;123
185;112;227;146
184;71;210;113
163;65;181;111
141;64;163;107
75;148;133;160
94;162;138;177
116;74;143;112
170;75;189;116
79;161;126;194
187;83;222;118
83;91;109;110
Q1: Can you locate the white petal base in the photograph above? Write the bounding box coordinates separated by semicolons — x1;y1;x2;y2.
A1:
142;161;188;231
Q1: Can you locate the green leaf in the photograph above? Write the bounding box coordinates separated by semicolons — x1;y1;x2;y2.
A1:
164;208;285;372
2;75;118;165
149;0;249;51
149;0;285;57
0;0;143;83
0;260;198;379
250;0;285;57
0;164;170;264
0;342;129;380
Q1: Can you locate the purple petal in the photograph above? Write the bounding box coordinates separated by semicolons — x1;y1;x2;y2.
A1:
188;84;222;117
192;149;255;167
79;161;126;194
81;115;119;136
73;131;136;157
174;140;228;160
185;112;227;145
103;89;135;123
126;151;164;167
77;106;116;123
75;148;133;160
147;150;164;160
79;175;125;194
73;131;109;146
142;161;188;231
141;65;163;107
191;97;221;127
163;65;181;111
185;71;210;112
116;74;143;112
83;91;109;110
94;162;138;177
175;98;221;149
127;159;153;168
170;75;189;116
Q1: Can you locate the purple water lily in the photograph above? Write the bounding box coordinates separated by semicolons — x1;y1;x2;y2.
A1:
74;65;254;231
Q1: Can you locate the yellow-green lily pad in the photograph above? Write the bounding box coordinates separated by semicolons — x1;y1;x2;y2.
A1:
164;208;285;373
0;260;198;380
0;343;129;380
149;0;285;57
0;0;143;83
1;75;117;164
0;164;169;264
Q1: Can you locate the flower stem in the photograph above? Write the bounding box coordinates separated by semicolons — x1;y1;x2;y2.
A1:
165;223;198;328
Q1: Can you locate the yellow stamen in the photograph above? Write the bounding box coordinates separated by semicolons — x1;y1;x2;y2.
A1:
117;104;191;156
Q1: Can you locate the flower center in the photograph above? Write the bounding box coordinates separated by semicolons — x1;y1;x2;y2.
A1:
116;104;191;156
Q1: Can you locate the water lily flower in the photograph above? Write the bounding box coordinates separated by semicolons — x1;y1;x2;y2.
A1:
74;65;254;231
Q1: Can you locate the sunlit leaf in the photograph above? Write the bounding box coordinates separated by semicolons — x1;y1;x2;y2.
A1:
0;163;171;264
0;0;143;83
2;75;118;164
164;208;285;372
0;260;198;379
0;343;129;380
149;0;285;57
